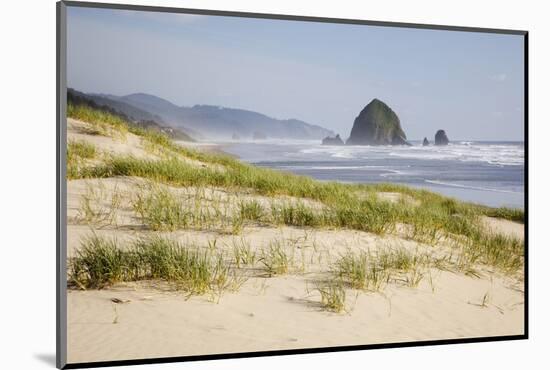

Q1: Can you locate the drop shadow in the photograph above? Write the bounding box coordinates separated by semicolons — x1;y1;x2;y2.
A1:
34;353;56;367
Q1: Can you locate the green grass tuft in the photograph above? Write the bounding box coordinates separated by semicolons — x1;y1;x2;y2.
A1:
316;279;347;313
132;184;190;231
69;235;238;297
259;240;293;276
67;140;97;179
77;183;122;226
335;251;389;291
68;140;96;159
239;200;264;222
231;238;257;268
335;248;432;291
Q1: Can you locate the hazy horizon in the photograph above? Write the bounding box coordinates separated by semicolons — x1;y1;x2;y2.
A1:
67;7;525;141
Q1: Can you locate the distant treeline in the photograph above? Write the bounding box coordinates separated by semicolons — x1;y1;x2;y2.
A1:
67;89;194;142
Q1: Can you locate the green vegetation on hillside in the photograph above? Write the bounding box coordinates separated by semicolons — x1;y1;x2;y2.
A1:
67;98;194;142
347;98;408;145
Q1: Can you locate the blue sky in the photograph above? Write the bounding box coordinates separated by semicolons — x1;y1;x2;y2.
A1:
67;6;525;141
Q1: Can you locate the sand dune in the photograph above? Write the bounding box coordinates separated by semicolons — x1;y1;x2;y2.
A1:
482;216;524;240
65;114;525;364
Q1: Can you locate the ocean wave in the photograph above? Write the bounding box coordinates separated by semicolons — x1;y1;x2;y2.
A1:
424;180;523;194
277;165;389;170
380;169;412;177
299;143;524;166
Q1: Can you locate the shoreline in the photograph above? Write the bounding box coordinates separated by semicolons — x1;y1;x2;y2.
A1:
220;140;524;210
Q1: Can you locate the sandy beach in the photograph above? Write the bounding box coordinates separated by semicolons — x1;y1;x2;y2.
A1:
65;116;525;364
67;266;523;363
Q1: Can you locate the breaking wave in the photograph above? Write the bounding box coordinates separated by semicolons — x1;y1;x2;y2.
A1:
424;180;523;194
299;142;523;167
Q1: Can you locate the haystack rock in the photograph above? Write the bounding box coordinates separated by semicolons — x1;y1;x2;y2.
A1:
434;130;449;146
322;134;345;145
422;137;429;146
346;99;411;146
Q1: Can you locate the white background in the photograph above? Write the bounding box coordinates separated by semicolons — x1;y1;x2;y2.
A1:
0;0;546;368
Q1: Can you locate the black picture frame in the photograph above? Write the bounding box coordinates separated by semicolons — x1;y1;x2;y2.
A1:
56;1;529;368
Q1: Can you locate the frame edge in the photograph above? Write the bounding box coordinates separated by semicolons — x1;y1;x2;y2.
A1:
62;0;527;35
57;1;68;369
57;2;529;368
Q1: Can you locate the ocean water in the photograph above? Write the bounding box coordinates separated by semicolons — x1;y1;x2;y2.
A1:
222;140;525;209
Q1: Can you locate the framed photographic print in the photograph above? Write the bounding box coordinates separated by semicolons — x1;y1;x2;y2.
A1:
57;1;528;368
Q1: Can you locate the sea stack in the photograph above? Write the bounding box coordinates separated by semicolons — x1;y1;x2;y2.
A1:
434;130;449;146
422;137;429;146
322;134;344;145
346;99;410;145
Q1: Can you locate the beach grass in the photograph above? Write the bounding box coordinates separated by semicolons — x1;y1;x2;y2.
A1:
259;239;293;276
76;152;524;274
334;248;435;291
481;207;524;223
239;200;264;222
68;140;97;160
68;103;525;276
67;140;97;179
271;202;319;227
231;238;257;268
77;183;122;226
68;103;128;138
316;279;347;313
69;235;237;297
132;184;191;231
464;232;524;273
69;235;129;290
334;251;389;291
